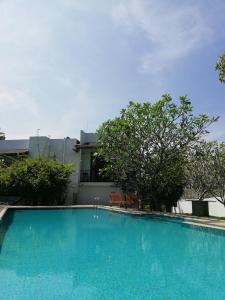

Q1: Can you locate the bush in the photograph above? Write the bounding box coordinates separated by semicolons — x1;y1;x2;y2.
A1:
0;157;72;205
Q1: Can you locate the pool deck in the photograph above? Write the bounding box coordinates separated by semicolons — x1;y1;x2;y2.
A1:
1;205;225;231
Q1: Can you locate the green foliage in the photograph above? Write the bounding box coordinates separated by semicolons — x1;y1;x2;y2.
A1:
215;51;225;83
0;157;72;205
97;94;217;211
188;141;225;205
0;132;5;140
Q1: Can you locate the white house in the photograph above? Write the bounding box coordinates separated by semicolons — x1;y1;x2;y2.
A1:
0;131;120;205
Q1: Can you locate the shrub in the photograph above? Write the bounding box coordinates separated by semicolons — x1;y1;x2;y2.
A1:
0;157;72;205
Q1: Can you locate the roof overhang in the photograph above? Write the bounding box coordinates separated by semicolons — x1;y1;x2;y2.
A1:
0;149;29;155
73;143;96;152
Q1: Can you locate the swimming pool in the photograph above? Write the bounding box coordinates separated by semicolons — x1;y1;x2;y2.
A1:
0;208;225;300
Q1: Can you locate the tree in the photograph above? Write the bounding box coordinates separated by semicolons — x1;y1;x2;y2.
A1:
97;94;217;211
188;141;225;205
215;51;225;83
0;132;5;140
0;157;72;205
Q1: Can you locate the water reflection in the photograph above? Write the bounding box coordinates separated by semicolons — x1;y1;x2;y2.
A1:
0;209;225;300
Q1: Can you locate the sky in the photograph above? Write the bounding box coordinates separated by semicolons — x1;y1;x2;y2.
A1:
0;0;225;140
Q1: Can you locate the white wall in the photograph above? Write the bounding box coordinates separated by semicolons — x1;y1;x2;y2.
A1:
80;131;97;144
29;136;80;204
77;182;121;205
173;198;225;217
173;199;193;214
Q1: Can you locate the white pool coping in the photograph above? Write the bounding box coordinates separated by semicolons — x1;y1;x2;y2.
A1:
0;206;8;221
1;205;225;231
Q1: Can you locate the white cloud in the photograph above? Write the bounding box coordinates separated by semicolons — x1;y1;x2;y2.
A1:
112;0;213;73
0;0;122;139
0;0;224;139
0;0;87;139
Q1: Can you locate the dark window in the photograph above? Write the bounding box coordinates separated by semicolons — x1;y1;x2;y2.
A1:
80;152;111;182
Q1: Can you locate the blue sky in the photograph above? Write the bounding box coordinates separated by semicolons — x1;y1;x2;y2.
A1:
0;0;225;140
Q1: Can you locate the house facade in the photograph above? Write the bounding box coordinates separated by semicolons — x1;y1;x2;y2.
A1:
0;131;120;205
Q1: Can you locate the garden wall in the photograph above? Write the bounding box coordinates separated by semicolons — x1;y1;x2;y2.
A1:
173;198;225;217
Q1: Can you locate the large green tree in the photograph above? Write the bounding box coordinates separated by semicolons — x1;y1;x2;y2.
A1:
215;51;225;83
97;94;217;211
188;141;225;205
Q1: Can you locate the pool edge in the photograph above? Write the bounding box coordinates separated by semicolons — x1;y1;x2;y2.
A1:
0;207;8;221
1;205;225;231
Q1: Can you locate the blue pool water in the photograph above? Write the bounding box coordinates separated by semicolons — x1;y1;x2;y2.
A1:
0;209;225;300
